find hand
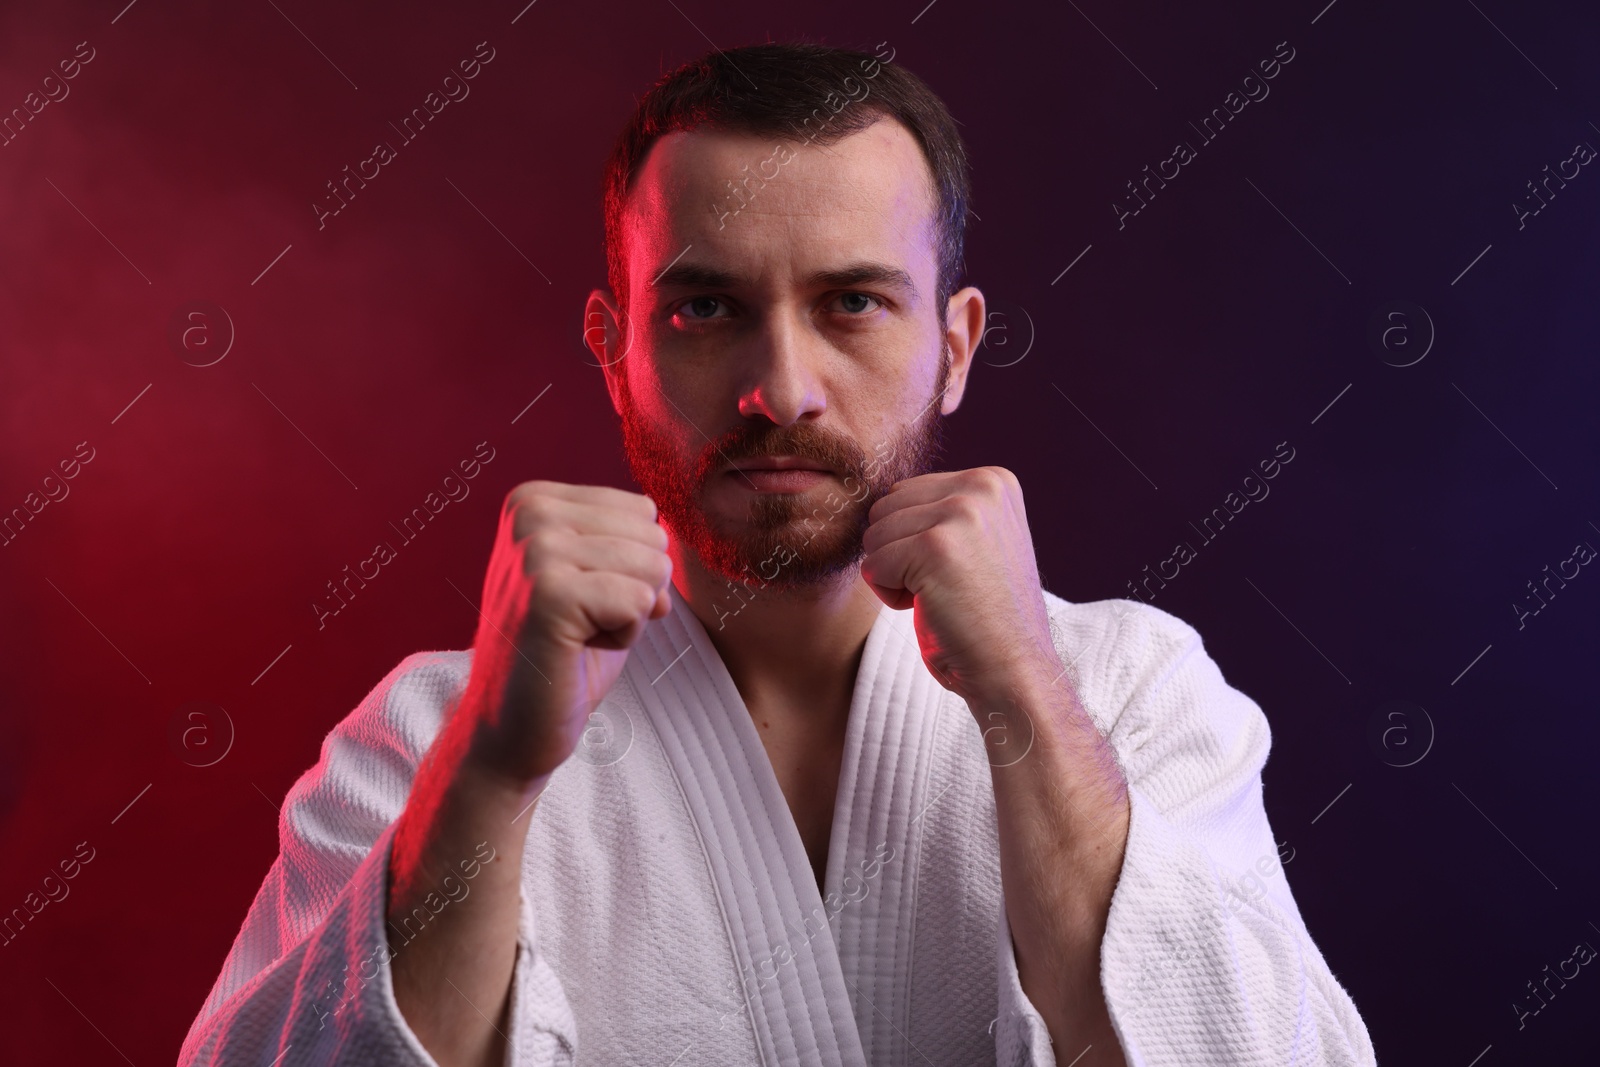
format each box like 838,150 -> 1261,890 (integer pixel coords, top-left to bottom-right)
860,466 -> 1060,705
460,481 -> 673,784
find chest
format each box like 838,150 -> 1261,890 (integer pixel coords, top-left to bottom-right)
533,608 -> 1010,1064
754,709 -> 848,890
523,705 -> 1006,1067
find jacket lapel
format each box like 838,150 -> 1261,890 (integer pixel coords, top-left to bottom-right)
824,600 -> 957,1064
623,584 -> 869,1066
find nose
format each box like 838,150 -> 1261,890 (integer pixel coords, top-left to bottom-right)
736,309 -> 827,425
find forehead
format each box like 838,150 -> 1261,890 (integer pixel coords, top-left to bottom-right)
622,119 -> 939,295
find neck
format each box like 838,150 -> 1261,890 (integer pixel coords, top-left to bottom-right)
669,538 -> 882,736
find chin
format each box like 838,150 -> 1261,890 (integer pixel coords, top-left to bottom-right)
692,497 -> 868,591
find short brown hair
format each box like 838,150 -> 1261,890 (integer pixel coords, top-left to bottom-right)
602,41 -> 970,318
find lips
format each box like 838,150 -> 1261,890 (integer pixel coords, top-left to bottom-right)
725,455 -> 832,475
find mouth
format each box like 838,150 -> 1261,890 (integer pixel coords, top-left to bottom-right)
725,454 -> 834,475
723,455 -> 834,493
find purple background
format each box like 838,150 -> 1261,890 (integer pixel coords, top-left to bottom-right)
1,0 -> 1596,1061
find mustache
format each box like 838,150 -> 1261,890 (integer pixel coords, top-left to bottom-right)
695,423 -> 869,485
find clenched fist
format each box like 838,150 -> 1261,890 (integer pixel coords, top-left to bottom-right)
459,481 -> 673,784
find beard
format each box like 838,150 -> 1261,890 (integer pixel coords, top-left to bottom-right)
616,347 -> 950,594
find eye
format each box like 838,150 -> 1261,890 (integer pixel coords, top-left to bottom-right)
676,296 -> 728,321
831,292 -> 883,314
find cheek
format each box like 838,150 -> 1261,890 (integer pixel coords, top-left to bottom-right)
621,376 -> 707,463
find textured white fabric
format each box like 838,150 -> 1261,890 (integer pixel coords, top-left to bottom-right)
179,587 -> 1376,1066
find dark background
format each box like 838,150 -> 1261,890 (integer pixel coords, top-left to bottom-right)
2,0 -> 1596,1062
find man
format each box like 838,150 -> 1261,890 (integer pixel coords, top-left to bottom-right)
180,42 -> 1376,1067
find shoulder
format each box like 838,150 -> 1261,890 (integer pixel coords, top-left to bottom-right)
1039,591 -> 1207,701
279,648 -> 474,857
1038,592 -> 1270,776
320,648 -> 476,763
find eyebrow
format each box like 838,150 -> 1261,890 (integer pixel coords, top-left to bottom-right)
647,260 -> 919,304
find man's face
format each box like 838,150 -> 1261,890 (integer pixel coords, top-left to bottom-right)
596,119 -> 974,591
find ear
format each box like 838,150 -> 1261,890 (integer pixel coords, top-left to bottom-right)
938,286 -> 985,415
584,288 -> 631,417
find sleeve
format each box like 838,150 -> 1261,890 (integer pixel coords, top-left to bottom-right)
176,651 -> 579,1066
994,894 -> 1060,1067
993,598 -> 1377,1067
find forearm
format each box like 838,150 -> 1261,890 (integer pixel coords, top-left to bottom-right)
388,705 -> 549,1067
980,672 -> 1131,1066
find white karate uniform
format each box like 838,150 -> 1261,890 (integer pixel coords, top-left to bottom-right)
178,586 -> 1377,1066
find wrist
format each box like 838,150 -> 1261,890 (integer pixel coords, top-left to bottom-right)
448,674 -> 562,796
390,744 -> 544,903
449,715 -> 554,823
397,709 -> 551,872
963,651 -> 1062,724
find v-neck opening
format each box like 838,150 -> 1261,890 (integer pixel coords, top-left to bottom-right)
619,583 -> 874,1065
649,582 -> 899,916
623,583 -> 950,1066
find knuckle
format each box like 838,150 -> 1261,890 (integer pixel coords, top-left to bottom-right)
520,525 -> 558,563
623,576 -> 656,616
524,493 -> 557,526
509,479 -> 546,502
527,565 -> 568,609
952,495 -> 984,525
507,481 -> 553,519
991,465 -> 1018,488
926,523 -> 962,557
510,500 -> 551,543
976,466 -> 1011,494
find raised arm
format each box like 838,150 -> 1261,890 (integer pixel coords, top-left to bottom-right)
179,481 -> 673,1066
992,596 -> 1377,1067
